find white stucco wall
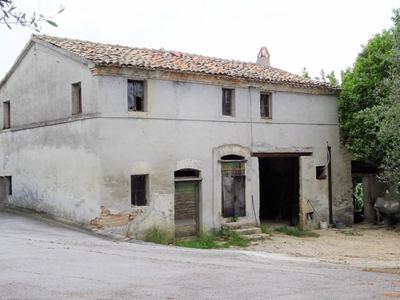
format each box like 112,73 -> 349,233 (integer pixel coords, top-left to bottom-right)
0,41 -> 353,235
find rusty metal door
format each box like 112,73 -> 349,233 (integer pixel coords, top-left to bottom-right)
174,181 -> 199,237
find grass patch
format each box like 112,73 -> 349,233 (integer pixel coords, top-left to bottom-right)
258,224 -> 272,235
274,226 -> 319,238
144,227 -> 249,249
337,230 -> 362,236
175,229 -> 249,249
175,232 -> 220,249
144,226 -> 174,245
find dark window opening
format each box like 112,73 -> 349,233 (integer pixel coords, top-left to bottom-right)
316,166 -> 327,180
174,169 -> 199,178
128,80 -> 144,111
3,101 -> 10,129
221,154 -> 244,161
131,175 -> 147,206
5,176 -> 12,195
260,93 -> 271,118
72,82 -> 82,115
222,88 -> 233,116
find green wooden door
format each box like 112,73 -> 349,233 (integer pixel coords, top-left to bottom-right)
174,181 -> 199,237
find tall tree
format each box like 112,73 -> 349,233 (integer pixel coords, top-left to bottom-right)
0,0 -> 64,32
338,11 -> 396,165
371,9 -> 400,188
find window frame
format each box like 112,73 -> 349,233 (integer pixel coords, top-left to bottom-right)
71,82 -> 82,115
222,88 -> 234,116
3,101 -> 10,129
127,80 -> 146,112
260,92 -> 271,119
131,175 -> 148,206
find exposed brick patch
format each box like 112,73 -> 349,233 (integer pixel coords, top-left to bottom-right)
90,205 -> 142,228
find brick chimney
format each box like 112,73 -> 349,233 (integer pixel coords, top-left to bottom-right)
256,46 -> 270,67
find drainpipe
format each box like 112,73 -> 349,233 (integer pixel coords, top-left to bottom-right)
327,143 -> 333,224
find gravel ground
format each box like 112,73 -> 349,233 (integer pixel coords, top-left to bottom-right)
227,222 -> 400,270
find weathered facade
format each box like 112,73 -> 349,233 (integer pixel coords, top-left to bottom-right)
0,35 -> 353,237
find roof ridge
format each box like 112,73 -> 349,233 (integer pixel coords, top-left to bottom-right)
32,34 -> 339,90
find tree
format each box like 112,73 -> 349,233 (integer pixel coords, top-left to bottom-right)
0,0 -> 64,32
338,11 -> 396,165
301,67 -> 340,86
370,9 -> 400,188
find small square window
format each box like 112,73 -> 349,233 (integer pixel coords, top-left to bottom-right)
3,101 -> 10,129
260,93 -> 271,118
5,176 -> 12,195
222,88 -> 234,116
128,80 -> 145,111
316,166 -> 327,180
131,175 -> 147,206
72,82 -> 82,115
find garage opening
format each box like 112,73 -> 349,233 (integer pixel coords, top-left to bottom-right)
258,157 -> 299,226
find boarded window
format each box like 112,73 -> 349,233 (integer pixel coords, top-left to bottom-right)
260,93 -> 271,118
221,160 -> 246,217
3,101 -> 10,129
222,88 -> 233,116
128,80 -> 144,111
71,82 -> 82,115
131,175 -> 147,206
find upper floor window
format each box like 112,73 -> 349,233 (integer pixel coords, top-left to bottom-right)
260,93 -> 271,118
3,101 -> 10,129
71,82 -> 82,115
128,80 -> 145,112
222,88 -> 234,116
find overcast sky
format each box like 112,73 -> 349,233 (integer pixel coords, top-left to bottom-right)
1,0 -> 399,82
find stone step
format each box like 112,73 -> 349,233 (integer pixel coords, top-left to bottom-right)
246,233 -> 270,241
234,227 -> 262,235
222,221 -> 255,230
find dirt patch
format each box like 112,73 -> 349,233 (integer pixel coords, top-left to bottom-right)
229,222 -> 400,269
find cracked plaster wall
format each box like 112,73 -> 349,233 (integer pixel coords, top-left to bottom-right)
0,44 -> 353,232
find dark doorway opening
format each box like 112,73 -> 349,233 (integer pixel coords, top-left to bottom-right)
259,157 -> 299,226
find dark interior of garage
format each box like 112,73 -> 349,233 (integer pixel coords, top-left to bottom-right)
258,157 -> 299,226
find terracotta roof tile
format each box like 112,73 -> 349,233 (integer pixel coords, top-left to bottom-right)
33,34 -> 339,90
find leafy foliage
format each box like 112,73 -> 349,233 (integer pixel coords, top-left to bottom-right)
301,67 -> 340,85
339,9 -> 400,189
339,23 -> 394,164
354,182 -> 364,212
0,0 -> 64,32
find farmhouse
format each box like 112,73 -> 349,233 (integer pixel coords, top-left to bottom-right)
0,35 -> 353,237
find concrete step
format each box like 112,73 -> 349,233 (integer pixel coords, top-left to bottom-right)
234,227 -> 262,235
222,221 -> 255,230
246,233 -> 270,241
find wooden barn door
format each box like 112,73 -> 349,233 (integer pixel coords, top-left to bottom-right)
174,181 -> 199,237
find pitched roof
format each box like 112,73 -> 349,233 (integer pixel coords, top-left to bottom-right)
33,34 -> 338,90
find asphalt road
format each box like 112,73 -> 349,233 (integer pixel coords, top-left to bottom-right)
0,211 -> 399,300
